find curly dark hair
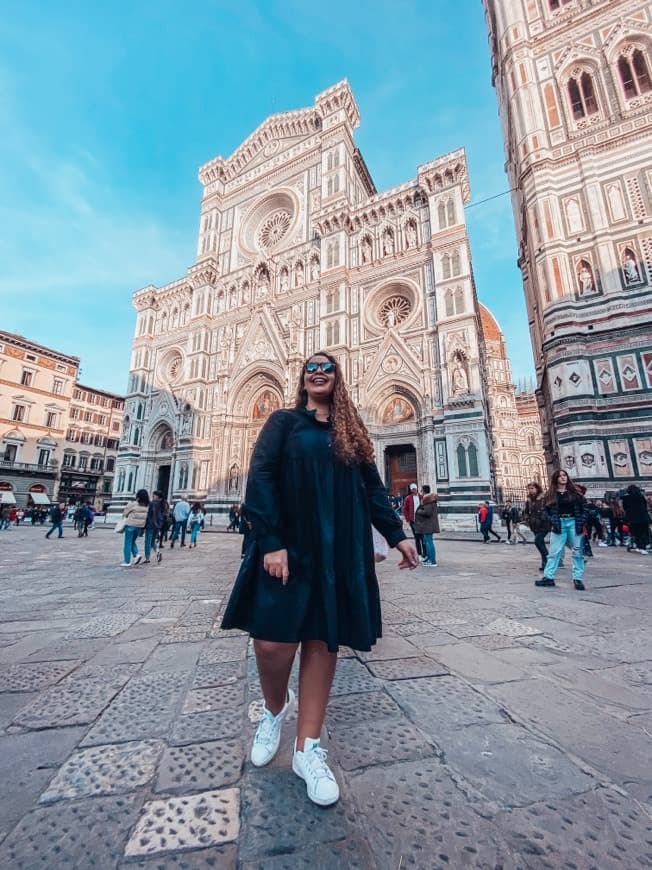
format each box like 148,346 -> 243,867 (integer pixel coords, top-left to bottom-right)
294,351 -> 374,464
544,470 -> 583,506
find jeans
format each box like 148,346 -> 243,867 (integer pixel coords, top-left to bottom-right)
123,526 -> 140,564
409,522 -> 424,557
423,533 -> 436,564
189,521 -> 201,545
481,523 -> 501,542
533,531 -> 548,567
544,518 -> 584,581
171,520 -> 187,546
46,522 -> 63,538
144,528 -> 159,560
510,523 -> 527,543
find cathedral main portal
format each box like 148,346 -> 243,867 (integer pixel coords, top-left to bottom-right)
384,444 -> 417,498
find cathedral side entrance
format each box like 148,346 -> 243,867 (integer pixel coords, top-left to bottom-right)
384,444 -> 417,498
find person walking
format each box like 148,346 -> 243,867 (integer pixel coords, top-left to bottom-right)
523,482 -> 549,571
622,484 -> 650,555
221,351 -> 419,807
144,490 -> 164,563
479,500 -> 501,543
227,504 -> 239,532
537,470 -> 588,590
120,489 -> 149,567
413,485 -> 439,567
170,496 -> 190,548
45,502 -> 65,539
187,502 -> 204,548
402,483 -> 424,560
501,502 -> 514,542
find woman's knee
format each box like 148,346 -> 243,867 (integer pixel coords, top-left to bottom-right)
254,639 -> 297,661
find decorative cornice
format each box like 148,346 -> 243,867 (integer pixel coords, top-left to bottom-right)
418,148 -> 471,204
187,256 -> 219,289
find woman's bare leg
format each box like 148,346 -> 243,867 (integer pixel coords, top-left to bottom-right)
296,640 -> 337,746
253,639 -> 298,715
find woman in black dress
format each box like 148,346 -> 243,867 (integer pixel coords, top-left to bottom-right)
222,352 -> 419,806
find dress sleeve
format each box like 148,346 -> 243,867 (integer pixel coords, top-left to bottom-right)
244,410 -> 294,556
361,462 -> 407,548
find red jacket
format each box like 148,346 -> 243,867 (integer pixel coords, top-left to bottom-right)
478,505 -> 489,524
402,493 -> 419,523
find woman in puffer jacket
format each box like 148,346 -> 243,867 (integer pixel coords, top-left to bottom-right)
413,486 -> 440,567
121,489 -> 149,567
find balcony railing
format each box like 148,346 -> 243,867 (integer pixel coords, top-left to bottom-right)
0,460 -> 57,474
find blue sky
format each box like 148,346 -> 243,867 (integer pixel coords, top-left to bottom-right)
0,0 -> 533,394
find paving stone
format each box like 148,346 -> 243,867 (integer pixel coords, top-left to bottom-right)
40,739 -> 164,802
390,620 -> 437,636
357,635 -> 420,661
485,617 -> 544,638
170,709 -> 244,745
387,676 -> 506,734
238,769 -> 351,860
466,634 -> 523,652
331,714 -> 438,770
349,758 -> 515,869
240,837 -> 376,869
427,641 -> 527,683
326,689 -> 401,726
197,639 -> 248,666
124,788 -> 240,857
24,637 -> 110,663
154,738 -> 244,793
490,645 -> 561,667
192,661 -> 247,690
160,627 -> 209,644
89,638 -> 160,665
436,722 -> 595,807
119,845 -> 237,869
329,657 -> 383,696
141,643 -> 203,673
405,629 -> 459,648
0,660 -> 79,692
182,683 -> 245,714
497,787 -> 652,869
64,614 -> 138,639
367,655 -> 449,680
81,671 -> 188,745
0,794 -> 145,868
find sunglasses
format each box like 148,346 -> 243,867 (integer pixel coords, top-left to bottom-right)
305,361 -> 336,374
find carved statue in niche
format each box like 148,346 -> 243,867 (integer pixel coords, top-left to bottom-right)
295,262 -> 304,287
181,405 -> 193,435
361,237 -> 372,264
242,281 -> 250,304
623,250 -> 641,285
405,222 -> 417,248
252,390 -> 279,420
310,259 -> 320,282
577,261 -> 595,295
228,463 -> 240,493
382,396 -> 414,425
255,269 -> 270,300
383,230 -> 394,256
280,269 -> 289,293
451,361 -> 469,396
161,431 -> 174,450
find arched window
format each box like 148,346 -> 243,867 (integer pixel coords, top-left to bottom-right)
454,286 -> 465,314
468,443 -> 479,477
117,469 -> 125,492
527,433 -> 536,448
447,200 -> 456,225
442,253 -> 451,280
618,49 -> 651,99
127,470 -> 134,492
438,202 -> 447,230
567,72 -> 598,120
452,249 -> 461,276
445,289 -> 455,317
457,443 -> 468,478
333,321 -> 340,344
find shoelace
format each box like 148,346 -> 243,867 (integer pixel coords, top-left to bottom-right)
254,711 -> 277,745
304,746 -> 335,782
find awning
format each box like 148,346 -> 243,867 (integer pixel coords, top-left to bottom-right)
0,492 -> 17,504
29,492 -> 51,505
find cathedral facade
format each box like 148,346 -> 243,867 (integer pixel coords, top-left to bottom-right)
483,0 -> 652,491
115,81 -> 495,521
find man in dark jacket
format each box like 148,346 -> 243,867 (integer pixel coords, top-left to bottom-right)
623,485 -> 650,554
45,503 -> 65,539
481,501 -> 502,543
145,491 -> 164,563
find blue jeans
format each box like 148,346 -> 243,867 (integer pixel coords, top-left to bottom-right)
544,517 -> 584,581
171,520 -> 187,546
144,528 -> 158,559
46,522 -> 63,538
423,533 -> 436,564
189,521 -> 200,545
123,526 -> 140,564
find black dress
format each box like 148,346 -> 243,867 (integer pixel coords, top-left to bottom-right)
221,407 -> 406,652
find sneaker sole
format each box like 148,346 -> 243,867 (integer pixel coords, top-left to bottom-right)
250,689 -> 295,767
292,756 -> 340,806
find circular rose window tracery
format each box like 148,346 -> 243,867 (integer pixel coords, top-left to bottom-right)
258,210 -> 291,250
157,350 -> 184,387
380,295 -> 411,327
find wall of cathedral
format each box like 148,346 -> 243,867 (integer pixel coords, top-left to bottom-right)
114,82 -> 494,523
483,0 -> 652,491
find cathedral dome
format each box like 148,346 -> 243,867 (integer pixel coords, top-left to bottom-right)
479,304 -> 503,343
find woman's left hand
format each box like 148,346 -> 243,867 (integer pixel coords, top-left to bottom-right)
396,539 -> 420,569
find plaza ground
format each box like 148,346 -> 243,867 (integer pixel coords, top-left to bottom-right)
0,523 -> 650,868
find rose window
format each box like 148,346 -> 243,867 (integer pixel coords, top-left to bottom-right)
258,211 -> 291,250
380,295 -> 411,327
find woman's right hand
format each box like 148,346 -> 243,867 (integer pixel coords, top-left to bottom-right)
264,549 -> 289,585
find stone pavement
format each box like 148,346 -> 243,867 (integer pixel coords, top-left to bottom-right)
0,525 -> 650,869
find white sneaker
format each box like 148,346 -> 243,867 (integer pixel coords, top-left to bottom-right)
250,688 -> 295,767
292,738 -> 339,806
598,542 -> 608,547
638,549 -> 649,555
119,562 -> 132,567
423,562 -> 437,568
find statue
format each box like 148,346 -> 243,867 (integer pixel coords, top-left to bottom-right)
228,464 -> 240,493
295,263 -> 304,287
310,260 -> 320,282
451,364 -> 469,395
280,270 -> 289,292
383,231 -> 394,256
623,253 -> 641,285
386,309 -> 396,328
361,237 -> 372,264
406,222 -> 417,248
578,264 -> 595,295
181,407 -> 193,435
242,282 -> 250,304
256,272 -> 269,300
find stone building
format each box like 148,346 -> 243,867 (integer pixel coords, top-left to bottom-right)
115,81 -> 496,521
482,0 -> 652,492
481,305 -> 546,499
61,385 -> 124,510
0,330 -> 79,509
